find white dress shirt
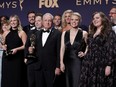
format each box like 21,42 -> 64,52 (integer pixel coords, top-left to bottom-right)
42,29 -> 51,46
112,25 -> 116,34
30,25 -> 35,30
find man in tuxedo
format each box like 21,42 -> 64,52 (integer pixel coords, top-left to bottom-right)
23,11 -> 36,35
26,13 -> 61,87
25,13 -> 43,87
109,6 -> 116,87
36,13 -> 61,87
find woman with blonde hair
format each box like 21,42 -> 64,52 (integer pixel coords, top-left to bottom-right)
62,9 -> 73,32
60,12 -> 88,87
1,15 -> 27,87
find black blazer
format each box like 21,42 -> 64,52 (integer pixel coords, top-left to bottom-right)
35,28 -> 61,70
24,29 -> 41,65
23,25 -> 35,35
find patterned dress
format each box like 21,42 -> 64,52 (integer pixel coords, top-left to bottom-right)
79,30 -> 116,87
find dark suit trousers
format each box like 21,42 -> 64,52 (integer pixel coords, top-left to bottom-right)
27,63 -> 36,87
36,69 -> 55,87
27,65 -> 55,87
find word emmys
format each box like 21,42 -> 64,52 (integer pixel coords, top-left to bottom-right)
76,0 -> 116,5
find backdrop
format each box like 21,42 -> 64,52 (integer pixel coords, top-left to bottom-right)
0,0 -> 115,26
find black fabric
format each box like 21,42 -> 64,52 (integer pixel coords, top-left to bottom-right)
1,28 -> 27,87
64,29 -> 86,87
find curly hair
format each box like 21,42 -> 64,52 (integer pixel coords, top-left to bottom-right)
89,11 -> 112,38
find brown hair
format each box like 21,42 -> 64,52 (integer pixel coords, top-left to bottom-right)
89,11 -> 112,38
0,21 -> 9,34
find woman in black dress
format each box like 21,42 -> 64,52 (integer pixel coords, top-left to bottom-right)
1,15 -> 27,87
60,12 -> 88,87
79,12 -> 116,87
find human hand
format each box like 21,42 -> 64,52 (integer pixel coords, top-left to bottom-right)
2,44 -> 7,50
11,48 -> 17,54
28,46 -> 35,54
78,51 -> 85,58
105,66 -> 111,76
55,68 -> 61,75
60,63 -> 65,73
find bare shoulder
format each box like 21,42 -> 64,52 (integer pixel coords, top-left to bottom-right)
78,28 -> 88,36
61,31 -> 66,37
83,30 -> 88,34
18,30 -> 27,38
19,30 -> 26,35
82,30 -> 88,36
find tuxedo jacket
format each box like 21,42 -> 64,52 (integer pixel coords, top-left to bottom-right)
35,28 -> 61,70
23,25 -> 35,35
24,29 -> 41,65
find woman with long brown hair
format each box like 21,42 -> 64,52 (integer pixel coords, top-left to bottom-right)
79,12 -> 116,87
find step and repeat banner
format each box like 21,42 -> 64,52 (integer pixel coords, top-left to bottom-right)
0,0 -> 116,26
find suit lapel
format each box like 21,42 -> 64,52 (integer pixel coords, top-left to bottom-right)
36,30 -> 43,48
43,28 -> 55,47
40,31 -> 43,47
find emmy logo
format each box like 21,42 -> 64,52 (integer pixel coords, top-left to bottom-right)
27,34 -> 36,58
30,34 -> 36,47
19,0 -> 24,11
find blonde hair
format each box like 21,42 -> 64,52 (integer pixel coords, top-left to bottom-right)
71,12 -> 82,25
9,15 -> 23,31
62,9 -> 73,28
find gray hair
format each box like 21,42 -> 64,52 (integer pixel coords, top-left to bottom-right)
43,13 -> 53,20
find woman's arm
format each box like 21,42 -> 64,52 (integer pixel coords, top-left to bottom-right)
83,30 -> 88,55
12,31 -> 27,54
60,31 -> 66,72
78,30 -> 88,57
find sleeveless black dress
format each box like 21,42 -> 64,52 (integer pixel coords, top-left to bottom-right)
1,29 -> 26,87
64,29 -> 86,87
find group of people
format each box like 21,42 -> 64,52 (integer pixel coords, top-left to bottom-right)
0,6 -> 115,87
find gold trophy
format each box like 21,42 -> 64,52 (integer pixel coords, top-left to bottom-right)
27,34 -> 36,58
0,36 -> 12,56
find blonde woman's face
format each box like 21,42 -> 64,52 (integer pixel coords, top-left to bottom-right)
70,15 -> 80,28
65,13 -> 71,24
10,17 -> 18,28
92,13 -> 102,28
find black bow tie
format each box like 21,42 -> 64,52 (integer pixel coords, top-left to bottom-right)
112,23 -> 116,26
30,25 -> 34,28
42,29 -> 50,33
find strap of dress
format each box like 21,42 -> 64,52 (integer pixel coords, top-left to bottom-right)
64,29 -> 83,45
64,30 -> 70,45
74,29 -> 83,43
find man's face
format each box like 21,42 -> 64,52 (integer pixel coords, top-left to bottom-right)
43,15 -> 52,29
53,16 -> 61,26
35,16 -> 42,29
109,8 -> 116,24
28,13 -> 35,25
